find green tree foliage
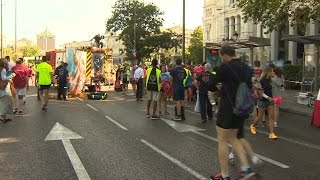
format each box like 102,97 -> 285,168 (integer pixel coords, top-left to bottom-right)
237,0 -> 320,33
188,26 -> 203,65
19,45 -> 41,57
4,47 -> 15,58
106,0 -> 173,62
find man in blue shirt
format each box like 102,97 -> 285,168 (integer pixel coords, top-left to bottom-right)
170,59 -> 186,121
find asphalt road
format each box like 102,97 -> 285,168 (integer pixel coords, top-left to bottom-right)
0,87 -> 319,180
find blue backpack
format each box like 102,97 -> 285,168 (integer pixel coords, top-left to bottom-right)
225,63 -> 254,117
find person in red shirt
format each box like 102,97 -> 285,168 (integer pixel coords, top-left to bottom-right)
12,58 -> 29,115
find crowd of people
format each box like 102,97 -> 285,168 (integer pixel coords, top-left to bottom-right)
114,45 -> 285,180
0,44 -> 285,179
0,55 -> 59,122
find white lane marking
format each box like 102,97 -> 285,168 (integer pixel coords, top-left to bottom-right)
141,139 -> 207,180
192,131 -> 290,169
172,104 -> 320,151
77,97 -> 84,102
86,104 -> 98,111
105,116 -> 128,131
62,139 -> 91,180
254,128 -> 320,151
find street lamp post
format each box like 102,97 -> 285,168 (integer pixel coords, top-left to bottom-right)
182,0 -> 186,63
15,0 -> 17,54
1,0 -> 3,58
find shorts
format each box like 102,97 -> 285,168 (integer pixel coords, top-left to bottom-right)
173,89 -> 184,101
16,87 -> 27,99
38,85 -> 51,90
147,91 -> 160,101
216,97 -> 248,136
257,100 -> 274,108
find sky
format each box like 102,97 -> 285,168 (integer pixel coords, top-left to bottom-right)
2,0 -> 204,48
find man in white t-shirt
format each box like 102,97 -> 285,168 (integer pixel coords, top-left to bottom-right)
134,64 -> 144,101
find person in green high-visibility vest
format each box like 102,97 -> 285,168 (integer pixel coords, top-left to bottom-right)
184,62 -> 193,107
145,59 -> 161,120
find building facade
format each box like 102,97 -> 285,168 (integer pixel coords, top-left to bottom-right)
37,28 -> 55,51
203,0 -> 320,65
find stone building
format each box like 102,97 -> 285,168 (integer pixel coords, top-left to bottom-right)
203,0 -> 320,65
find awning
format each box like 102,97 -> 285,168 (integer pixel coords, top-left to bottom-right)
205,36 -> 270,49
281,34 -> 320,45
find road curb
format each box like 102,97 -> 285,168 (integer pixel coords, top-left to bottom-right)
280,107 -> 312,117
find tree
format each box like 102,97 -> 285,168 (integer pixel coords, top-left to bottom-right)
19,45 -> 41,57
237,0 -> 320,34
106,0 -> 173,63
4,47 -> 15,58
188,26 -> 203,65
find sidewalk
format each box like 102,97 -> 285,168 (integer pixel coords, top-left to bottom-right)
280,90 -> 314,117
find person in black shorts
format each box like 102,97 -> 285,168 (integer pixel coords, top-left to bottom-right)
210,45 -> 255,180
169,59 -> 186,121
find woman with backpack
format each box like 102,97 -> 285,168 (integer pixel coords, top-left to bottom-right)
0,58 -> 16,123
250,66 -> 278,140
272,68 -> 284,128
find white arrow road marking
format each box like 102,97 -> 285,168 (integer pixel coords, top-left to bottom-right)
141,139 -> 207,180
161,118 -> 205,132
86,104 -> 98,111
45,123 -> 91,180
105,116 -> 128,130
168,105 -> 199,115
192,131 -> 290,169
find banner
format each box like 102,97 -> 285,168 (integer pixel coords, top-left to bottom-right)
66,48 -> 86,96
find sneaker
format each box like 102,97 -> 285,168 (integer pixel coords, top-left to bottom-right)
171,116 -> 182,121
250,124 -> 257,135
151,115 -> 160,120
274,122 -> 278,128
145,113 -> 150,118
209,173 -> 230,180
229,153 -> 235,165
18,111 -> 23,115
13,108 -> 18,114
238,168 -> 256,180
269,133 -> 278,140
42,105 -> 48,111
251,157 -> 263,174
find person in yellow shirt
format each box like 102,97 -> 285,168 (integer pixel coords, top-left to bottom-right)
36,56 -> 54,111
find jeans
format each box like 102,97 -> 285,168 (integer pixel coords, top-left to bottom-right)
136,79 -> 143,99
199,93 -> 212,120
